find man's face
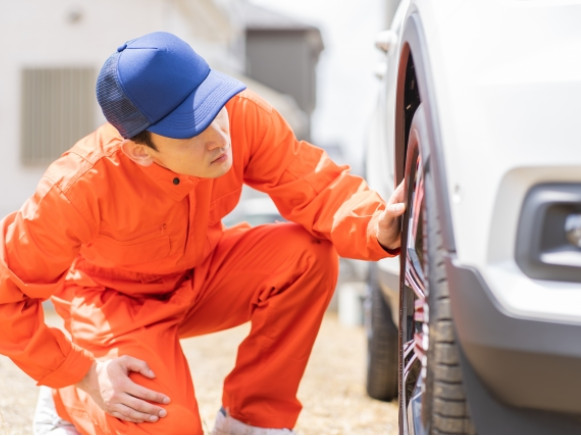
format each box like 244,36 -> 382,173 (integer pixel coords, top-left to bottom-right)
147,107 -> 233,178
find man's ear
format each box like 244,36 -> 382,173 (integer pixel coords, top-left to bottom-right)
121,140 -> 154,167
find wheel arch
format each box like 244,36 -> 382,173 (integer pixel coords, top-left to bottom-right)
394,10 -> 455,254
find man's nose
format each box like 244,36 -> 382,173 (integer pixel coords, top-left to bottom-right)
206,125 -> 229,149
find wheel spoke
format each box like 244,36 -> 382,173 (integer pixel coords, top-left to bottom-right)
404,254 -> 425,300
403,338 -> 415,360
404,156 -> 426,302
413,299 -> 425,323
413,332 -> 425,359
402,339 -> 418,382
410,166 -> 425,239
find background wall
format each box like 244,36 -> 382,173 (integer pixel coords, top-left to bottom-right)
248,0 -> 395,172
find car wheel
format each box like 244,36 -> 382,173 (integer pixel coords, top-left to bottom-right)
364,263 -> 398,401
398,105 -> 475,434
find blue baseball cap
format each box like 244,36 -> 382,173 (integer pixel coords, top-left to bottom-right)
96,31 -> 246,139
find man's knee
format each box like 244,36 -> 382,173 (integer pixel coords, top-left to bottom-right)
56,375 -> 202,435
284,224 -> 339,289
101,403 -> 202,435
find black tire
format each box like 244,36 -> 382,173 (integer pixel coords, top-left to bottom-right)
398,105 -> 475,434
423,155 -> 475,435
365,263 -> 398,401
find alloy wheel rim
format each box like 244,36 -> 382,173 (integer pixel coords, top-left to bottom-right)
401,152 -> 429,433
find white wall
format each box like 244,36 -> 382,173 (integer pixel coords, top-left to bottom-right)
247,0 -> 390,173
0,0 -> 242,217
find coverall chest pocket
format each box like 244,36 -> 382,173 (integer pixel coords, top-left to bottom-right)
87,233 -> 172,269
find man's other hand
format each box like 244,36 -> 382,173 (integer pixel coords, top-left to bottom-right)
76,355 -> 171,423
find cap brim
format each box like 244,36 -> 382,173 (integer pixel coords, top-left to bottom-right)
148,70 -> 246,139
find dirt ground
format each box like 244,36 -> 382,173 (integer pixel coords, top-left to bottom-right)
0,309 -> 398,435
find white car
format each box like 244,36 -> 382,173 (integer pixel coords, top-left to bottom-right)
364,0 -> 581,433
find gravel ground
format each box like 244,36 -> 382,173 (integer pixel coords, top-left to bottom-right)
0,308 -> 398,435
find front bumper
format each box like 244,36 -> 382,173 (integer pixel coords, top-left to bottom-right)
445,256 -> 581,434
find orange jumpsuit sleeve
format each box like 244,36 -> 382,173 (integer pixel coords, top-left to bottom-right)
0,162 -> 96,387
231,90 -> 392,261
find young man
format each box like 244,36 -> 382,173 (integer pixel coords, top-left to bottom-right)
0,31 -> 405,435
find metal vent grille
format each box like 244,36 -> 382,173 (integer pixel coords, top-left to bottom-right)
20,67 -> 95,166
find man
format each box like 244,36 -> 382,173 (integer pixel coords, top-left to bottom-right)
0,31 -> 405,435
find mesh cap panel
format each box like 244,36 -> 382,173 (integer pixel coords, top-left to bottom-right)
96,54 -> 150,138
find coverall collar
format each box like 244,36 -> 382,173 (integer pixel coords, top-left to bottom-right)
138,161 -> 200,202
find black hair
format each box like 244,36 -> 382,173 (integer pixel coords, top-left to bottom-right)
130,130 -> 158,151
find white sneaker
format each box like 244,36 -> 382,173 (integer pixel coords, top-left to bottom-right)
33,386 -> 79,435
210,407 -> 295,435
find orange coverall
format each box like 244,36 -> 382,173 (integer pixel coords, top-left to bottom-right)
0,89 -> 392,434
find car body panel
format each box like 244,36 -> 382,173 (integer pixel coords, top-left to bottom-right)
370,0 -> 581,327
406,0 -> 581,319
